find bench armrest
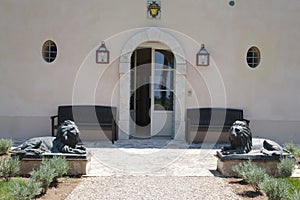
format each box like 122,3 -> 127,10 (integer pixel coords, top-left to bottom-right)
50,115 -> 58,136
50,115 -> 58,120
112,119 -> 117,144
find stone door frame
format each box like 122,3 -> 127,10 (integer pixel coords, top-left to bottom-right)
118,27 -> 186,140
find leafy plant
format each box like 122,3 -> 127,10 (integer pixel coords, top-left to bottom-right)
0,178 -> 25,199
42,156 -> 69,181
30,163 -> 57,194
277,158 -> 296,178
10,179 -> 42,200
0,138 -> 12,155
289,190 -> 300,200
285,177 -> 300,192
285,141 -> 300,157
0,157 -> 20,181
232,160 -> 267,192
259,177 -> 291,200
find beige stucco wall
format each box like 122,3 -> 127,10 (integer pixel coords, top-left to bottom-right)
0,0 -> 300,143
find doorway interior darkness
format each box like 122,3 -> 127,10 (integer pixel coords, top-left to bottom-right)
130,44 -> 175,139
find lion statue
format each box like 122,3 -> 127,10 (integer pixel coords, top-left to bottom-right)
13,120 -> 86,156
221,120 -> 292,157
221,120 -> 252,155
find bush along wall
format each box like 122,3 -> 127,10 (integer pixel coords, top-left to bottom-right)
232,159 -> 299,200
0,139 -> 12,156
0,153 -> 70,199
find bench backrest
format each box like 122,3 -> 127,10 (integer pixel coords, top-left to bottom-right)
57,105 -> 117,126
187,108 -> 243,126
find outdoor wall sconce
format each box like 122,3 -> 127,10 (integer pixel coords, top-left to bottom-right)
96,42 -> 109,64
196,44 -> 210,66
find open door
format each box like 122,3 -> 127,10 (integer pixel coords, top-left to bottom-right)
130,48 -> 152,138
130,44 -> 175,138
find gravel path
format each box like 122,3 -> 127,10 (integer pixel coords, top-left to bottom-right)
66,176 -> 241,200
66,140 -> 242,199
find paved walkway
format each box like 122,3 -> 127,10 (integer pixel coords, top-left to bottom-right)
66,139 -> 242,200
84,139 -> 222,176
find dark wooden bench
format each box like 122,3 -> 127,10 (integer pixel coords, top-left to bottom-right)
51,105 -> 117,144
186,108 -> 244,143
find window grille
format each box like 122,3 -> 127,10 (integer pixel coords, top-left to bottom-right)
42,40 -> 57,63
246,46 -> 260,68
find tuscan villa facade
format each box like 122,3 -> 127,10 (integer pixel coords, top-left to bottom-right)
0,0 -> 300,144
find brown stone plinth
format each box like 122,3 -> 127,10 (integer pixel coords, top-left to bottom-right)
217,158 -> 280,177
19,156 -> 90,176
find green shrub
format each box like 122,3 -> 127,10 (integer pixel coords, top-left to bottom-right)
259,177 -> 291,200
289,190 -> 300,200
285,141 -> 300,157
277,158 -> 296,178
30,156 -> 69,194
285,177 -> 300,192
232,160 -> 267,192
30,163 -> 57,194
42,156 -> 69,181
0,139 -> 12,155
0,157 -> 20,181
10,179 -> 42,200
0,178 -> 25,199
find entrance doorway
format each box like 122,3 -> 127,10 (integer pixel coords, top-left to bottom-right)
130,43 -> 175,139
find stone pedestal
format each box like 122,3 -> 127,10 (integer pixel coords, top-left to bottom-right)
217,138 -> 295,177
216,151 -> 292,177
15,152 -> 91,176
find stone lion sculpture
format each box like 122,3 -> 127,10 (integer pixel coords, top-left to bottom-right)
221,120 -> 252,155
14,120 -> 86,156
221,120 -> 291,156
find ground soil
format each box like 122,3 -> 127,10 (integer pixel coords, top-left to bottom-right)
37,177 -> 81,200
225,177 -> 268,200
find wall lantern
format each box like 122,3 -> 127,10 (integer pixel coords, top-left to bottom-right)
196,44 -> 210,66
96,42 -> 109,64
